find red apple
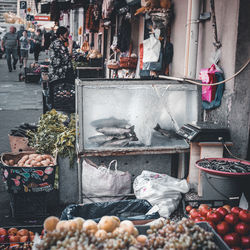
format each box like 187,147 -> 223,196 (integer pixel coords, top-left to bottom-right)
0,228 -> 7,236
190,208 -> 202,219
9,235 -> 20,243
185,205 -> 193,213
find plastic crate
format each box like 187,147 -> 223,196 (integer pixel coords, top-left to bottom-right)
43,78 -> 75,113
1,152 -> 57,193
182,196 -> 240,218
0,225 -> 42,249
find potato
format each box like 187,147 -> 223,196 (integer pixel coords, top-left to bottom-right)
9,159 -> 14,165
29,154 -> 38,159
18,163 -> 24,167
30,160 -> 36,166
35,162 -> 42,167
4,160 -> 9,165
22,155 -> 29,161
35,155 -> 43,162
25,159 -> 32,165
41,160 -> 49,166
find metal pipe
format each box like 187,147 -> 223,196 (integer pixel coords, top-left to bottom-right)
184,0 -> 201,78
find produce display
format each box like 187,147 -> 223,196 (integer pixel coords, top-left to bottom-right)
0,227 -> 37,249
4,154 -> 55,167
186,204 -> 250,249
197,159 -> 250,173
33,216 -> 219,249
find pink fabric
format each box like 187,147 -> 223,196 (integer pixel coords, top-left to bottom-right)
200,64 -> 218,103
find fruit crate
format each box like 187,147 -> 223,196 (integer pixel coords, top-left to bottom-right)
42,78 -> 75,114
0,225 -> 42,250
0,152 -> 57,193
182,191 -> 240,218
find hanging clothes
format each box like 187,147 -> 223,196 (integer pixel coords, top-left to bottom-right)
85,4 -> 100,33
117,15 -> 131,52
102,0 -> 115,19
50,0 -> 60,22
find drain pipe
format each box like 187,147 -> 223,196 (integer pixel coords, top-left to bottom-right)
184,0 -> 201,190
184,0 -> 201,78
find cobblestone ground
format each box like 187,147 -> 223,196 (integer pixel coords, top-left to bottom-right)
0,53 -> 44,225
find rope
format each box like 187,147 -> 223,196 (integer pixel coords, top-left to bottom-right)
159,58 -> 250,86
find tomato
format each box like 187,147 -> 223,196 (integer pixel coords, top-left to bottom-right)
241,235 -> 250,248
200,207 -> 211,217
223,232 -> 240,247
216,207 -> 228,218
198,204 -> 210,213
185,205 -> 193,213
216,221 -> 230,235
206,210 -> 222,224
231,207 -> 243,216
239,210 -> 250,223
9,235 -> 20,243
190,208 -> 202,219
225,213 -> 239,225
234,222 -> 249,235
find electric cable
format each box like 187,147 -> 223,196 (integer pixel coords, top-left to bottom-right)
159,57 -> 250,86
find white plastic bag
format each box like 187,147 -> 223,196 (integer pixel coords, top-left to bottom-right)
143,34 -> 161,63
82,159 -> 132,204
133,170 -> 189,217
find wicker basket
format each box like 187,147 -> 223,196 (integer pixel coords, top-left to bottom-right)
119,44 -> 138,69
107,53 -> 120,70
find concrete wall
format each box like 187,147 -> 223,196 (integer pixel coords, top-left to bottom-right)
171,0 -> 249,158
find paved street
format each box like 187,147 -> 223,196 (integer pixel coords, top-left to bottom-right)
0,53 -> 44,224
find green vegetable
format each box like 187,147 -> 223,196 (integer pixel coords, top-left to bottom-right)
28,109 -> 76,168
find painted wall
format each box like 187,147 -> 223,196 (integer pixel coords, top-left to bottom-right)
170,0 -> 249,158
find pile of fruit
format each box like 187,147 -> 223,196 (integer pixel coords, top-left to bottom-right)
0,227 -> 36,249
4,154 -> 55,167
186,204 -> 250,249
33,216 -> 218,249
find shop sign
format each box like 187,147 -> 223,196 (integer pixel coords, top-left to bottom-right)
34,16 -> 50,21
20,1 -> 27,9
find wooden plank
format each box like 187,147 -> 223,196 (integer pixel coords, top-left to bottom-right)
187,142 -> 200,191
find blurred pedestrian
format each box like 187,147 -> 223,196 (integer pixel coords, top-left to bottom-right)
19,30 -> 30,69
1,26 -> 18,72
17,25 -> 25,63
32,29 -> 42,62
43,30 -> 52,55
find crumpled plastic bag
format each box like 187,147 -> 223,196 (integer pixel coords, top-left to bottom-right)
133,170 -> 190,217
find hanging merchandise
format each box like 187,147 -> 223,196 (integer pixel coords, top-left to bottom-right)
143,50 -> 163,71
102,0 -> 115,20
200,64 -> 225,110
126,0 -> 140,6
117,14 -> 131,52
85,4 -> 100,33
142,29 -> 161,63
50,0 -> 60,22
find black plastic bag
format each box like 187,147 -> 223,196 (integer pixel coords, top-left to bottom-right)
61,199 -> 160,222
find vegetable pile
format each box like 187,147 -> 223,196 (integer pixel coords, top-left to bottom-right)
4,154 -> 54,167
27,109 -> 76,167
186,204 -> 250,249
33,216 -> 219,249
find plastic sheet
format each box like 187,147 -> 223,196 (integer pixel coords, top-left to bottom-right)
60,199 -> 160,222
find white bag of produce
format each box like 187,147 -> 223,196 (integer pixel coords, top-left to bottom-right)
82,159 -> 132,204
133,170 -> 189,217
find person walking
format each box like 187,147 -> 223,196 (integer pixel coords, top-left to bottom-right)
48,26 -> 75,83
32,29 -> 42,62
1,26 -> 18,72
19,30 -> 30,69
17,25 -> 25,64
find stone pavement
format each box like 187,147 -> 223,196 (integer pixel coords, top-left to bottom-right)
0,53 -> 47,225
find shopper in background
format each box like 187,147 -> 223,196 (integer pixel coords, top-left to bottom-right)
32,29 -> 42,62
1,26 -> 18,72
43,30 -> 52,55
17,25 -> 25,64
19,30 -> 30,69
48,26 -> 74,83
